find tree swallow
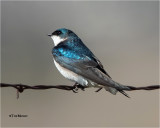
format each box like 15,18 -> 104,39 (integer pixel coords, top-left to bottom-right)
48,28 -> 160,97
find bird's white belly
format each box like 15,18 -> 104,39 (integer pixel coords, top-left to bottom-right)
54,60 -> 89,86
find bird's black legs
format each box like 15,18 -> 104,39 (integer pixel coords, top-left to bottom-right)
72,83 -> 85,93
72,83 -> 104,93
72,83 -> 79,93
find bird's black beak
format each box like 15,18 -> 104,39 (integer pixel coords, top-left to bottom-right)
47,34 -> 52,37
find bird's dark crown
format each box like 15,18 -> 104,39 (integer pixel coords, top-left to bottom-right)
50,28 -> 75,37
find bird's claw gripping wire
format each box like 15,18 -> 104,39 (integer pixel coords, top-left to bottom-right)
72,83 -> 85,93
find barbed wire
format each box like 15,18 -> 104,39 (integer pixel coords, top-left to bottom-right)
1,83 -> 159,99
0,83 -> 85,99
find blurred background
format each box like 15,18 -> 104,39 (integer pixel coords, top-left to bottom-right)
1,1 -> 159,127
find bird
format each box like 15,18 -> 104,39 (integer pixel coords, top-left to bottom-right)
48,28 -> 160,98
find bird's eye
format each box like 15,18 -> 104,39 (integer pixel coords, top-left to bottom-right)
55,30 -> 62,35
52,30 -> 62,36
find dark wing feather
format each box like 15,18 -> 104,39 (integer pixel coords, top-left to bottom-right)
92,56 -> 112,78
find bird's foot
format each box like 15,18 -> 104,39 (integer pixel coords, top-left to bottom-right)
72,83 -> 86,93
72,83 -> 79,93
77,84 -> 85,91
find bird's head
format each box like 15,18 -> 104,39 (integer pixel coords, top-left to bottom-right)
48,28 -> 77,46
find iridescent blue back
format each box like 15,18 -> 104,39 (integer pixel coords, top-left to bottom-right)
52,38 -> 94,60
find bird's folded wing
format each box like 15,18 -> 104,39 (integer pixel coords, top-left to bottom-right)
54,55 -> 115,87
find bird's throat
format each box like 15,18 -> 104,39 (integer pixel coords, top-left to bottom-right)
51,36 -> 67,46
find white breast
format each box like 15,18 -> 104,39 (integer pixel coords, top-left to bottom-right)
54,60 -> 89,86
